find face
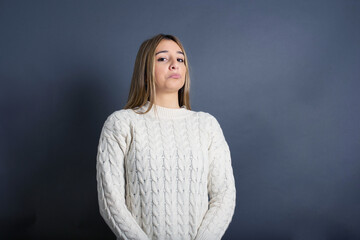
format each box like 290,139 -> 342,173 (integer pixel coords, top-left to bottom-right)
154,39 -> 186,94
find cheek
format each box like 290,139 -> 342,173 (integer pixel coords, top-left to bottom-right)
154,67 -> 163,81
181,63 -> 186,71
155,66 -> 164,76
181,65 -> 187,76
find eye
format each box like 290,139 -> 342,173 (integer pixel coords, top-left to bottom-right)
157,57 -> 166,62
177,58 -> 184,63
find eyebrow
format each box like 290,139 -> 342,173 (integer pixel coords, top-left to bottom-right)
155,50 -> 184,56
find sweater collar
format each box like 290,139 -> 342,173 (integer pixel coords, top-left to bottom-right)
138,101 -> 191,120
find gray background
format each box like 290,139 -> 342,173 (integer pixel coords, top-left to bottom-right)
1,0 -> 360,239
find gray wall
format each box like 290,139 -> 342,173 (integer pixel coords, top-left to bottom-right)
1,0 -> 359,239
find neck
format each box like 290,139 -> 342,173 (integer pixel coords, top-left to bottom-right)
153,94 -> 180,109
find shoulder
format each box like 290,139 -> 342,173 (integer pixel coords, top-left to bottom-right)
195,110 -> 220,127
196,110 -> 227,143
102,109 -> 134,133
193,110 -> 225,141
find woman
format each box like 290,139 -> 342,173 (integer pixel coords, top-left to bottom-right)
96,33 -> 236,240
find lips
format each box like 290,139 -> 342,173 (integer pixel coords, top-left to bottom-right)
169,74 -> 181,79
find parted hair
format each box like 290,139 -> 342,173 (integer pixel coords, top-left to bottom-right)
123,33 -> 191,113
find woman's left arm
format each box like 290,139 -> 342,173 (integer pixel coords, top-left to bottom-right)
194,115 -> 236,240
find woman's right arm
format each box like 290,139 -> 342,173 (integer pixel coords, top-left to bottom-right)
96,111 -> 149,240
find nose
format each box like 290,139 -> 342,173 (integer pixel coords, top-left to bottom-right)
169,59 -> 179,70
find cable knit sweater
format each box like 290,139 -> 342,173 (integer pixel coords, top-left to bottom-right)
96,101 -> 236,240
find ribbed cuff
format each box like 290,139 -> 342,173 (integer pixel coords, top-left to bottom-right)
194,229 -> 218,240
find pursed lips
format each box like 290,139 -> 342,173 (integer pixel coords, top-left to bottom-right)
168,74 -> 181,79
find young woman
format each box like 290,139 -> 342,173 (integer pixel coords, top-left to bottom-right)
96,34 -> 236,240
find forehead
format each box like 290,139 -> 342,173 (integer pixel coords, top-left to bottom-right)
155,39 -> 182,52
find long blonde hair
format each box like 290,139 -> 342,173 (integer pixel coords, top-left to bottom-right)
123,33 -> 191,114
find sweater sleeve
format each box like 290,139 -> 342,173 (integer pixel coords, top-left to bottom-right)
96,111 -> 150,240
194,115 -> 236,240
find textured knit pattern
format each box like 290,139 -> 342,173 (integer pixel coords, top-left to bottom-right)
96,101 -> 236,240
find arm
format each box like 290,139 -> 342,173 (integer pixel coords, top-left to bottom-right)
96,112 -> 150,240
194,115 -> 236,240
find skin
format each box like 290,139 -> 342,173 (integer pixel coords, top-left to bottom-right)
153,39 -> 186,109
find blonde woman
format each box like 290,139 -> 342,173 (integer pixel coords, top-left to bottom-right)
96,33 -> 236,240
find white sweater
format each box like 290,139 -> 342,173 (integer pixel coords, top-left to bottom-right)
96,101 -> 236,240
